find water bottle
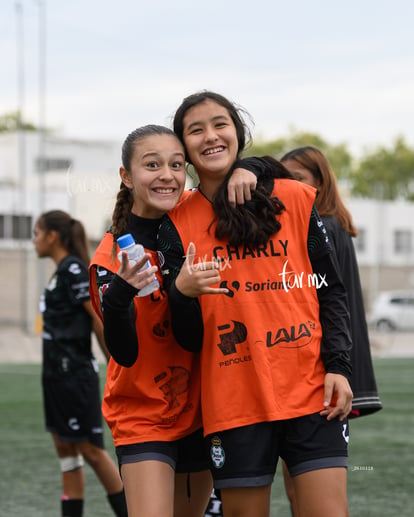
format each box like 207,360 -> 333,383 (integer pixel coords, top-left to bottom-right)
117,233 -> 159,297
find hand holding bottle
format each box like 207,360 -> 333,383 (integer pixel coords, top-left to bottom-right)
117,234 -> 159,297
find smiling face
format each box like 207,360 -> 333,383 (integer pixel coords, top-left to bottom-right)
182,99 -> 239,194
120,133 -> 186,218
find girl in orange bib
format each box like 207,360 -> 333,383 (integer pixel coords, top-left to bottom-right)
89,124 -> 257,517
158,92 -> 353,517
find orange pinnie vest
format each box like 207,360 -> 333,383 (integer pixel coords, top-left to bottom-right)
89,232 -> 202,445
167,179 -> 326,436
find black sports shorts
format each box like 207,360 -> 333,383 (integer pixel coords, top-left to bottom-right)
116,427 -> 210,473
42,374 -> 104,448
206,412 -> 349,489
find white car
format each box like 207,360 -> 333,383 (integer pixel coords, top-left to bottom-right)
369,290 -> 414,332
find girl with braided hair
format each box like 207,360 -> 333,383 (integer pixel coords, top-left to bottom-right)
33,210 -> 127,517
89,124 -> 256,516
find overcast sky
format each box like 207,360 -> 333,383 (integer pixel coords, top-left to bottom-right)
1,0 -> 413,155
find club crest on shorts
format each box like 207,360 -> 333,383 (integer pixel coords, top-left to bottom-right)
210,436 -> 225,468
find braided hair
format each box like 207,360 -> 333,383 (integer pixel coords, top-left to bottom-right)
110,124 -> 179,259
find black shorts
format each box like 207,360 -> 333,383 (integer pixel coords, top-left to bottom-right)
42,374 -> 104,448
206,412 -> 349,489
116,428 -> 210,473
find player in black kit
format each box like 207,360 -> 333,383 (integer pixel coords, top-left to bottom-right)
33,210 -> 127,517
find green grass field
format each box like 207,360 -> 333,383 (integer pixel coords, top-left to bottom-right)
0,358 -> 412,516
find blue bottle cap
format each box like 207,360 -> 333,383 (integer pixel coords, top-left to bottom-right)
117,233 -> 135,249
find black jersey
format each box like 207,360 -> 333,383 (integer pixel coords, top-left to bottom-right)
322,216 -> 382,415
40,255 -> 97,380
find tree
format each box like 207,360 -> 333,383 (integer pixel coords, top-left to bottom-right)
350,137 -> 414,201
245,128 -> 353,180
246,129 -> 414,201
0,111 -> 36,132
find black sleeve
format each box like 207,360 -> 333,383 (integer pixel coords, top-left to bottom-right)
232,156 -> 267,178
167,282 -> 204,352
101,274 -> 139,367
158,214 -> 204,351
308,207 -> 353,379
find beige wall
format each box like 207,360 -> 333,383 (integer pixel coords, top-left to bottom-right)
0,244 -> 99,332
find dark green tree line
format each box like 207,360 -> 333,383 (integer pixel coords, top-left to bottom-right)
247,129 -> 414,201
349,137 -> 414,201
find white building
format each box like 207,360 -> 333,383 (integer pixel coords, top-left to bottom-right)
0,130 -> 122,242
1,131 -> 413,331
348,198 -> 414,305
0,130 -> 121,331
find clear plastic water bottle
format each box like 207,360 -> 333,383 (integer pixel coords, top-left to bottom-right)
117,233 -> 159,297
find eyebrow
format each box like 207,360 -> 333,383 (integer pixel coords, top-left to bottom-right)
142,151 -> 185,159
185,114 -> 229,132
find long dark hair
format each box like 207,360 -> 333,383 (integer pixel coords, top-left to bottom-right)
173,91 -> 292,247
281,146 -> 358,236
213,156 -> 293,247
36,210 -> 90,265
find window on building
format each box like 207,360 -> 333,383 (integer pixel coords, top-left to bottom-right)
12,215 -> 32,239
354,228 -> 366,252
394,229 -> 412,254
0,214 -> 33,240
36,157 -> 72,172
